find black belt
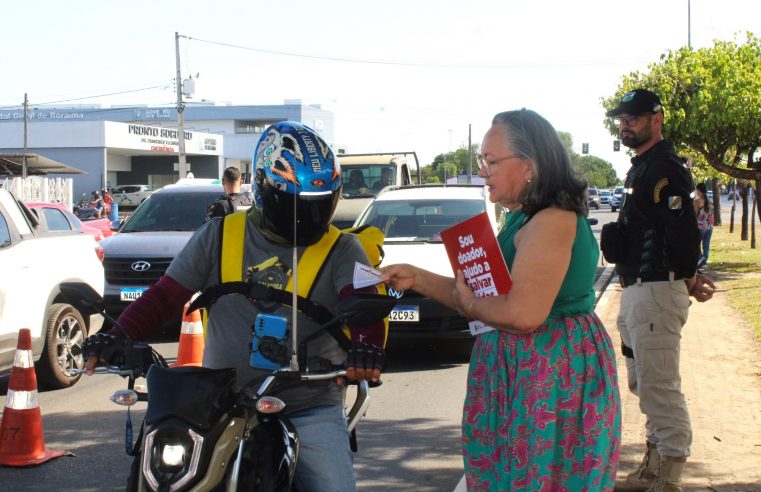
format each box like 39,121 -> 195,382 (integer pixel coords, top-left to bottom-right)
619,272 -> 681,288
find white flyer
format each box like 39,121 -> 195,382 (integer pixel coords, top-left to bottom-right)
352,262 -> 383,289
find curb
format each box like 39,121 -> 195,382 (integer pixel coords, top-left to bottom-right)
594,264 -> 616,309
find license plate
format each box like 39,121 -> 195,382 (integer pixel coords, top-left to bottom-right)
120,288 -> 146,302
389,305 -> 419,322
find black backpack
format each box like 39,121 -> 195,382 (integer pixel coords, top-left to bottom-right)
206,193 -> 253,221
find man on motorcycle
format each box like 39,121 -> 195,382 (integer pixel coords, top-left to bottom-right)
89,191 -> 105,218
83,121 -> 387,492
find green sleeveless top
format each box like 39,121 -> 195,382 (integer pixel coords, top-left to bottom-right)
497,209 -> 598,320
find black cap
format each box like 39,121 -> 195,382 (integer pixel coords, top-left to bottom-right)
606,89 -> 663,117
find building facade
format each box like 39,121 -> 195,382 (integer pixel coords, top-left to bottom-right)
0,102 -> 334,198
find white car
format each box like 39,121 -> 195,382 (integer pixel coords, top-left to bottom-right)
0,189 -> 104,388
353,184 -> 503,358
111,184 -> 153,207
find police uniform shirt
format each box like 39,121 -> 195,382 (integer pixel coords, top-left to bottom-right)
619,140 -> 700,280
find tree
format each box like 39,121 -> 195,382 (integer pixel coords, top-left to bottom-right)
574,155 -> 620,188
559,131 -> 620,187
602,33 -> 761,239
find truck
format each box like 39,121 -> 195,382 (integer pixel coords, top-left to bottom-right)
0,188 -> 104,389
332,152 -> 421,229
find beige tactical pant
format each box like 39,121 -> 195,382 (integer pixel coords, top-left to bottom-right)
618,278 -> 692,457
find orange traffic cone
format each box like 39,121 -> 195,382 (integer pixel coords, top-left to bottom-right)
0,329 -> 65,467
172,301 -> 205,367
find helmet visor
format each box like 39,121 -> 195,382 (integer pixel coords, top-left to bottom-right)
262,187 -> 339,246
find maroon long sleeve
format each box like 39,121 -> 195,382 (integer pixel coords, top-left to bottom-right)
339,284 -> 386,348
108,275 -> 194,340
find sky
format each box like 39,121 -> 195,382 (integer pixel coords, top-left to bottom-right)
3,0 -> 760,180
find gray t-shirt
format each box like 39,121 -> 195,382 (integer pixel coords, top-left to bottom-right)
167,215 -> 369,413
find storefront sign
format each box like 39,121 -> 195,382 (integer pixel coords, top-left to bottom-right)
105,122 -> 221,155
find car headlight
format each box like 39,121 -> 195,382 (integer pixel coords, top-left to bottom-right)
142,426 -> 204,492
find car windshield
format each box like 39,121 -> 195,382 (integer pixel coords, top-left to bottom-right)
340,165 -> 397,198
357,198 -> 486,241
121,191 -> 221,232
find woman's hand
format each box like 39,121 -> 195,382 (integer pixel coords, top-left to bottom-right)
453,270 -> 476,317
379,264 -> 419,291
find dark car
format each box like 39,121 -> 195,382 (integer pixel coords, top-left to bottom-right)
587,187 -> 601,210
99,181 -> 251,328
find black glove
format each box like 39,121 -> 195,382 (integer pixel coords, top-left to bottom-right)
345,343 -> 387,373
82,333 -> 127,367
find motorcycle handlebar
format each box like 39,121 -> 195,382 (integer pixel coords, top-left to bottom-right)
68,366 -> 137,377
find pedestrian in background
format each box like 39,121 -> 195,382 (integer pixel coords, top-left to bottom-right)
383,108 -> 621,490
602,89 -> 717,492
101,188 -> 113,217
694,182 -> 714,268
205,166 -> 253,220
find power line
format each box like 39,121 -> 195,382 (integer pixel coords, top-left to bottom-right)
0,83 -> 171,111
187,35 -> 650,69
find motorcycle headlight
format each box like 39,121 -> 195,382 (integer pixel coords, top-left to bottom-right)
142,427 -> 204,492
161,443 -> 185,469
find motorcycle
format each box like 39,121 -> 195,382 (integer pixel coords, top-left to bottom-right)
74,192 -> 99,220
61,282 -> 395,491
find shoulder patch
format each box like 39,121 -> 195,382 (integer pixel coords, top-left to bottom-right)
668,196 -> 683,210
653,178 -> 668,203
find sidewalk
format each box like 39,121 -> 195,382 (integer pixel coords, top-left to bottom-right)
596,274 -> 761,491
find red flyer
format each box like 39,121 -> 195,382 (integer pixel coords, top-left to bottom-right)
440,212 -> 512,335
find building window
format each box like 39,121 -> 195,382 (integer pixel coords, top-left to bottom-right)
235,120 -> 282,134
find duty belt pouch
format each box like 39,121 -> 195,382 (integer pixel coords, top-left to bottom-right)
600,221 -> 626,264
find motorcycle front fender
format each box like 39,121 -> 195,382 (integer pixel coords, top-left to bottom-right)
231,415 -> 299,491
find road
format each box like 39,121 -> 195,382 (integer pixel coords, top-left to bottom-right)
0,207 -> 620,491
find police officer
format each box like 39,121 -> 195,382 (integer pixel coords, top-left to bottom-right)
205,166 -> 253,220
602,89 -> 716,492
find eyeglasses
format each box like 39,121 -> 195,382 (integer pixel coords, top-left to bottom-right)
613,111 -> 660,127
477,154 -> 523,176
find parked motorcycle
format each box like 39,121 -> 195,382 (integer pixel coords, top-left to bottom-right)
61,282 -> 395,491
74,192 -> 99,220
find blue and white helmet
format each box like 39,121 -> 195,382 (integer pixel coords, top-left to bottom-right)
253,121 -> 341,246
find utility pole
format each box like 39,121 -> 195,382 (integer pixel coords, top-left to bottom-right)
688,0 -> 692,49
22,93 -> 28,179
467,124 -> 472,183
175,32 -> 188,179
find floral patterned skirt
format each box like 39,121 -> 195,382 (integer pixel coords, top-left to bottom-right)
462,313 -> 621,491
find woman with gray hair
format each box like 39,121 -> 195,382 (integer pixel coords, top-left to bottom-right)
382,109 -> 620,490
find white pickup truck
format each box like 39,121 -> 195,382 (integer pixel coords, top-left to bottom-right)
0,188 -> 105,388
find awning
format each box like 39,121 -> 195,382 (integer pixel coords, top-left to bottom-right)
0,153 -> 87,176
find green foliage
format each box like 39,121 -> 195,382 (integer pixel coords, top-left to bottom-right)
557,131 -> 574,153
428,132 -> 619,187
573,155 -> 620,188
602,33 -> 761,181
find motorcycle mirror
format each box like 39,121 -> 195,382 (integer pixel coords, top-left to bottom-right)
334,293 -> 396,326
60,282 -> 132,339
60,282 -> 106,317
